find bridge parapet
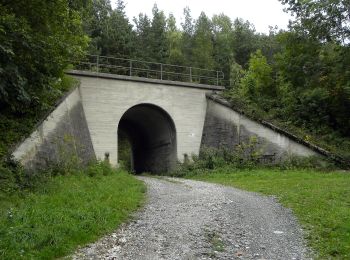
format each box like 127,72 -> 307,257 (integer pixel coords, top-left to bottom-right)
67,70 -> 225,91
72,55 -> 226,87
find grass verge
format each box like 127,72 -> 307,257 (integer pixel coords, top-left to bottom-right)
187,168 -> 350,259
0,167 -> 145,259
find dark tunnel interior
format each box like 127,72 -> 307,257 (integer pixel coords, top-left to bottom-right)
117,104 -> 177,174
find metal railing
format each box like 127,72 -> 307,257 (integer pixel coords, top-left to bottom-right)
72,55 -> 225,86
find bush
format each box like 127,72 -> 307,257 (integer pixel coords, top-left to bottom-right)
277,155 -> 337,171
171,137 -> 265,177
171,136 -> 337,177
85,160 -> 114,177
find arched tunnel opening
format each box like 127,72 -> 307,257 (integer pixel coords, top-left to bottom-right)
117,104 -> 177,174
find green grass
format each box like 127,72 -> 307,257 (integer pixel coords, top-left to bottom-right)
0,169 -> 145,259
206,230 -> 225,253
187,168 -> 350,259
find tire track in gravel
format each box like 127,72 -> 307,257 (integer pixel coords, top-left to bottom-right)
73,176 -> 310,259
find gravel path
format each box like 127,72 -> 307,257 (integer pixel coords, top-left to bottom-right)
73,176 -> 310,259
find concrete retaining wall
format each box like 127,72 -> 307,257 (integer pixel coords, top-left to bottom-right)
12,88 -> 95,170
201,98 -> 318,161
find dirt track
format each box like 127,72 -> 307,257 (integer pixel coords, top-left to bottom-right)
73,176 -> 310,259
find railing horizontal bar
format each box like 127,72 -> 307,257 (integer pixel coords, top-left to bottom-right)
78,63 -> 222,80
86,54 -> 222,75
72,55 -> 225,86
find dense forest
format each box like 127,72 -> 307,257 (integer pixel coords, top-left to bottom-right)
0,0 -> 349,160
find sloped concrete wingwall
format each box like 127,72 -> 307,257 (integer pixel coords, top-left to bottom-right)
12,88 -> 95,170
201,97 -> 318,161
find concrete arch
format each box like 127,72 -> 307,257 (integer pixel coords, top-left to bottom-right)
75,75 -> 211,167
117,103 -> 177,174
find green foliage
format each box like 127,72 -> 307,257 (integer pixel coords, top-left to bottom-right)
0,164 -> 145,259
192,12 -> 215,70
133,13 -> 152,61
84,0 -> 135,57
231,19 -> 260,68
166,14 -> 185,65
229,61 -> 244,89
212,14 -> 234,78
226,29 -> 350,162
118,131 -> 132,172
0,77 -> 81,196
172,137 -> 271,177
0,75 -> 78,162
0,158 -> 24,194
274,32 -> 350,134
149,4 -> 168,62
132,4 -> 169,63
84,160 -> 114,177
0,1 -> 89,113
280,0 -> 350,44
172,134 -> 336,178
240,50 -> 274,101
189,169 -> 350,259
181,7 -> 194,65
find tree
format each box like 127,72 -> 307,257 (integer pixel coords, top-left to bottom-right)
149,4 -> 168,62
103,0 -> 134,57
212,14 -> 234,81
166,14 -> 185,65
134,5 -> 168,62
280,0 -> 350,44
0,0 -> 89,112
83,0 -> 112,55
240,50 -> 274,101
83,0 -> 135,57
258,26 -> 282,64
192,12 -> 215,69
275,31 -> 350,133
229,61 -> 245,89
232,18 -> 259,68
133,13 -> 152,60
181,7 -> 194,65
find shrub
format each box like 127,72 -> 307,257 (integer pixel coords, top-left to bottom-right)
85,160 -> 114,177
171,136 -> 336,176
171,137 -> 265,176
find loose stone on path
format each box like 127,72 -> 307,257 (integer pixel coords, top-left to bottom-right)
73,176 -> 310,259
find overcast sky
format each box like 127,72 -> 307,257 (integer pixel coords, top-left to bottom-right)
111,0 -> 293,34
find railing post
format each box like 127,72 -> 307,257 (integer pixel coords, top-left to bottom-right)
129,60 -> 132,76
189,67 -> 192,82
216,71 -> 219,85
96,55 -> 99,73
160,63 -> 163,80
